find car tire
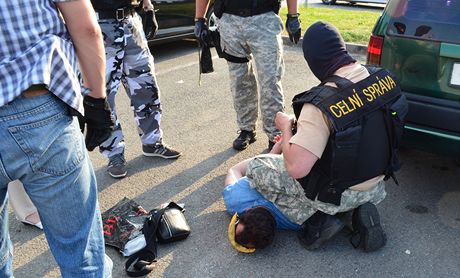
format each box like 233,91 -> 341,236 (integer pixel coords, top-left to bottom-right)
322,0 -> 337,4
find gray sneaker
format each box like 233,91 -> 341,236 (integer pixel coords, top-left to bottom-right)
107,153 -> 127,178
142,143 -> 182,159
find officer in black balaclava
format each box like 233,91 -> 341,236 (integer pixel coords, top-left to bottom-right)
302,21 -> 356,82
267,21 -> 407,251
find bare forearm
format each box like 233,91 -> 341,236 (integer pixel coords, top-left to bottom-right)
286,0 -> 298,14
195,0 -> 210,18
57,0 -> 106,99
280,130 -> 297,169
224,158 -> 252,185
74,31 -> 106,98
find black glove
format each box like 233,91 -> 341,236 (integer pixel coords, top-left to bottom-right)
142,9 -> 158,40
194,18 -> 211,47
81,95 -> 115,151
286,14 -> 301,44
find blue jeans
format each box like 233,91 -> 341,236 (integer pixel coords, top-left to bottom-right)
0,94 -> 111,277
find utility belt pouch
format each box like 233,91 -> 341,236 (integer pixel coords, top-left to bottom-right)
154,202 -> 191,243
210,29 -> 250,63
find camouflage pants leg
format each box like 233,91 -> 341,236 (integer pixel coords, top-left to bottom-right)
219,13 -> 285,139
98,14 -> 162,158
246,155 -> 387,225
219,14 -> 258,132
245,13 -> 285,140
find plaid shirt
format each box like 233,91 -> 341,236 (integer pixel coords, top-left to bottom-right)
0,0 -> 84,114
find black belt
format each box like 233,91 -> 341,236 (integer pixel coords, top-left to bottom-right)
96,7 -> 136,20
224,6 -> 273,17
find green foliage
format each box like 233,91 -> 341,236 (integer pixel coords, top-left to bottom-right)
280,6 -> 381,45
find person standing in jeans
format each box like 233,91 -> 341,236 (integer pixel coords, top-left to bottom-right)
0,0 -> 113,276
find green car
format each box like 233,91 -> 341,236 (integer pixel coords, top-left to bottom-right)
367,0 -> 460,158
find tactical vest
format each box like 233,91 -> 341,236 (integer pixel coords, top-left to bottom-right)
91,0 -> 141,11
292,66 -> 408,205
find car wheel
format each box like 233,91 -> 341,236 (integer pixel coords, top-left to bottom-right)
207,6 -> 218,31
322,0 -> 337,4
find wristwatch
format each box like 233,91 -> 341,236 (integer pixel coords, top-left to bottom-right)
287,13 -> 300,18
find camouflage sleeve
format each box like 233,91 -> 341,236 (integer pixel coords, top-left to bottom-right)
246,154 -> 305,197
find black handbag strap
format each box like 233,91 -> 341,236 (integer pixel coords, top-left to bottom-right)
125,202 -> 184,277
125,206 -> 167,277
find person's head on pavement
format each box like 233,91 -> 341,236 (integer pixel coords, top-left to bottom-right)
228,207 -> 276,253
302,20 -> 356,82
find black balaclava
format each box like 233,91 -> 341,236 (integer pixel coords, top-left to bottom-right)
302,21 -> 356,82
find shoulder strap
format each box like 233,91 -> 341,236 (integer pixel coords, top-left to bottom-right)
322,75 -> 354,89
292,85 -> 337,119
125,206 -> 167,277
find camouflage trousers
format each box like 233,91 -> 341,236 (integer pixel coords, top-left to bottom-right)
98,13 -> 162,158
218,12 -> 285,140
246,154 -> 387,225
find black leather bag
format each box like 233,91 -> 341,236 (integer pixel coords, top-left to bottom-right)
156,202 -> 191,243
125,202 -> 190,277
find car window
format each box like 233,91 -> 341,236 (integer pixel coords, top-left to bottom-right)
385,0 -> 460,43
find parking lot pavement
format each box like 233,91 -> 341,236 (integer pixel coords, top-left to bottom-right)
11,42 -> 460,277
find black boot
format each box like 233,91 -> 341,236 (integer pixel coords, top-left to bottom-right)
232,130 -> 256,151
298,211 -> 345,250
350,202 -> 387,252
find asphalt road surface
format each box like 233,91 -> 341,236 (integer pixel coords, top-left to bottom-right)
11,41 -> 460,277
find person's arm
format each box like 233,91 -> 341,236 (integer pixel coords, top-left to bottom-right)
195,0 -> 210,18
275,112 -> 318,179
269,134 -> 283,154
143,0 -> 154,11
286,0 -> 298,15
56,0 -> 106,99
224,158 -> 253,185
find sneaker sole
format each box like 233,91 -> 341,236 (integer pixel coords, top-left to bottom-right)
298,217 -> 345,251
232,137 -> 257,151
108,171 -> 127,179
355,203 -> 387,252
142,152 -> 182,159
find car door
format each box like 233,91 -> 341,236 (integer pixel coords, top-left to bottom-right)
153,0 -> 195,39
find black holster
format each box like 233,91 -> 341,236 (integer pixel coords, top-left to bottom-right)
209,29 -> 249,63
200,44 -> 214,74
